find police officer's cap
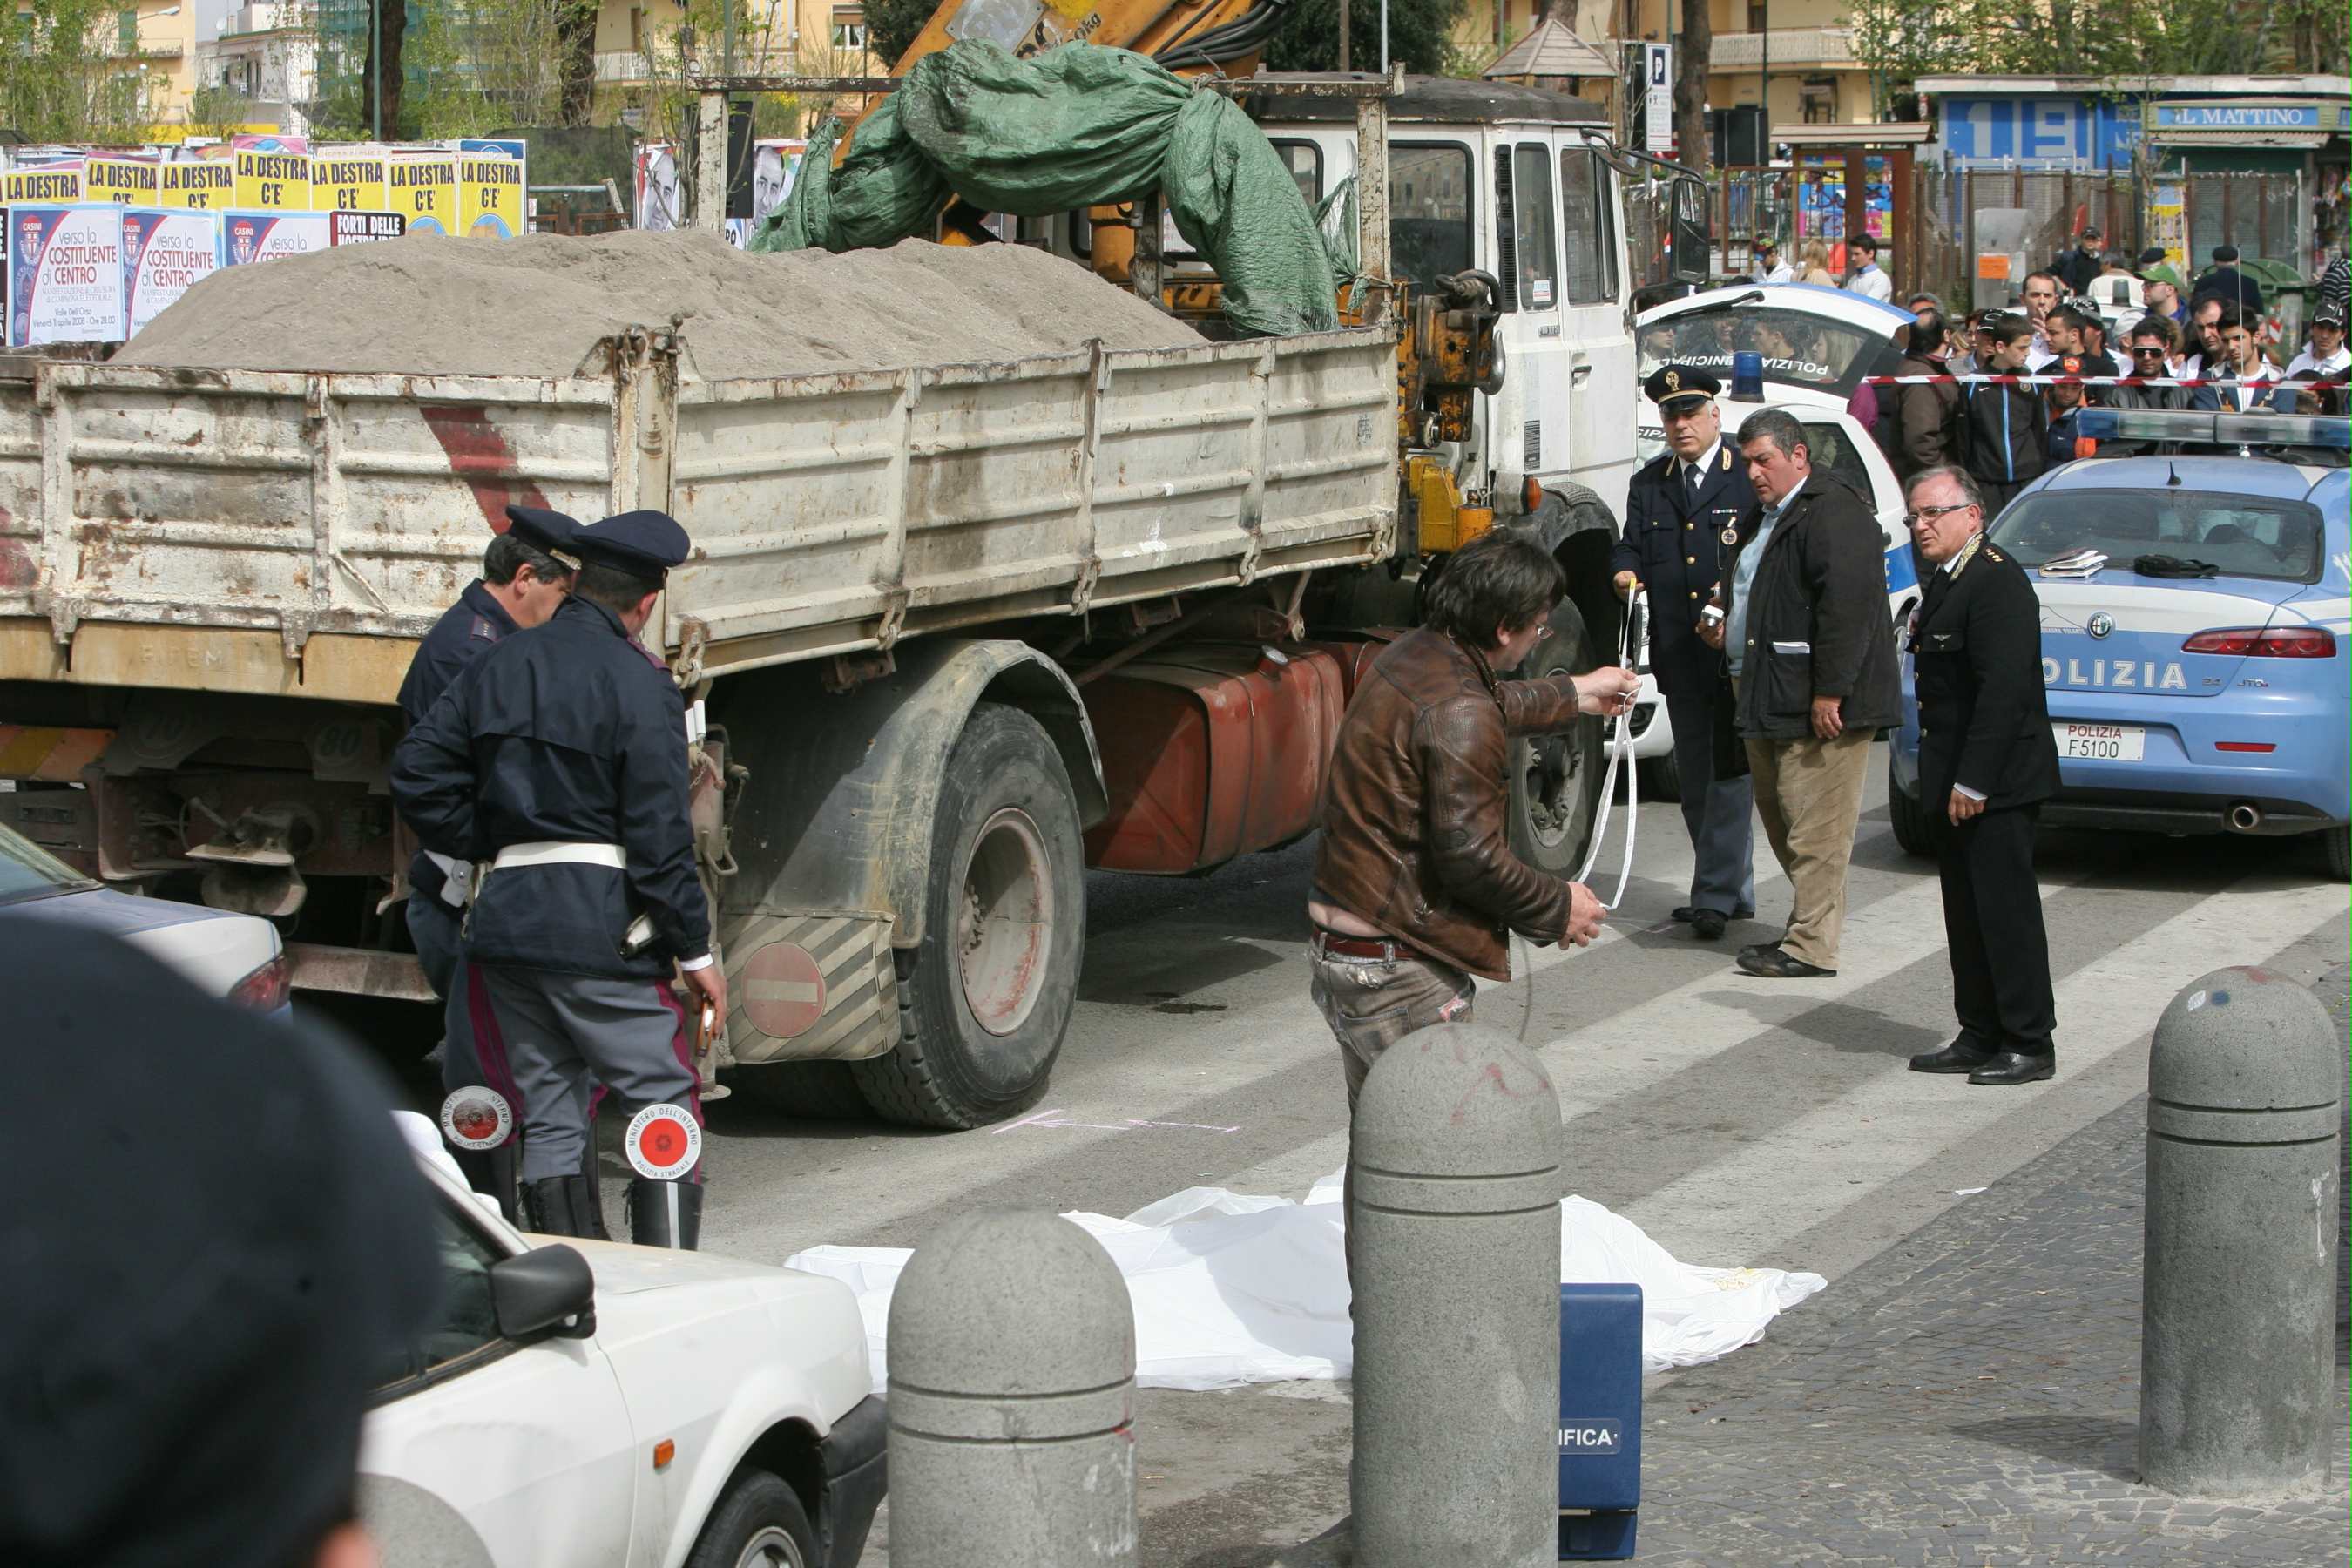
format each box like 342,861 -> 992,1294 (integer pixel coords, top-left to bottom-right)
1643,363 -> 1721,412
573,509 -> 692,581
503,504 -> 585,571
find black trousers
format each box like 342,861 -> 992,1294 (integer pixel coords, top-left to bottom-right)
1938,802 -> 2056,1058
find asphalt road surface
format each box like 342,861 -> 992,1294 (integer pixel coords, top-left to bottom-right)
355,761 -> 2349,1565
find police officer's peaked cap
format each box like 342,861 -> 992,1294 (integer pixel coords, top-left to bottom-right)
1643,363 -> 1720,411
575,509 -> 692,579
0,927 -> 439,1567
503,503 -> 585,570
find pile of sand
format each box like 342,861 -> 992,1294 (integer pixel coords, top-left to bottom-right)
119,230 -> 1202,381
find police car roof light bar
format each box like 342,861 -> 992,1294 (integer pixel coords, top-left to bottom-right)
2074,408 -> 2352,453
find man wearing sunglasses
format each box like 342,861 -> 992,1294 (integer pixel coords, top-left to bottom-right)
2113,320 -> 2220,413
1900,467 -> 2060,1087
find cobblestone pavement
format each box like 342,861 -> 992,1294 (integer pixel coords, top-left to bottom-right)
1621,961 -> 2352,1565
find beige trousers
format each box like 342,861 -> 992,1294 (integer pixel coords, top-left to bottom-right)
1744,725 -> 1875,968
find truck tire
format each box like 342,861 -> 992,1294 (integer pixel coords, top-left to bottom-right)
1887,756 -> 1939,859
851,703 -> 1083,1129
1636,748 -> 1682,803
725,1062 -> 873,1121
1504,597 -> 1606,879
684,1468 -> 815,1568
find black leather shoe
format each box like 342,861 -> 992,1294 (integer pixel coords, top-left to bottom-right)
1968,1051 -> 2055,1086
1671,905 -> 1700,923
1692,909 -> 1728,940
1736,943 -> 1836,978
1909,1041 -> 1996,1074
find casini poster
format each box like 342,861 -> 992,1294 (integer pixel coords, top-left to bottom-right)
232,134 -> 312,210
158,158 -> 235,210
3,163 -> 85,205
310,149 -> 389,214
9,205 -> 127,348
456,152 -> 525,238
221,210 -> 329,266
84,155 -> 159,205
388,154 -> 459,233
122,208 -> 222,335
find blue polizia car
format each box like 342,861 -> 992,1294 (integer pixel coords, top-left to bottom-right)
1890,411 -> 2350,880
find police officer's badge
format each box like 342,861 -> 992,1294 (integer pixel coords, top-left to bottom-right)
1664,369 -> 1680,394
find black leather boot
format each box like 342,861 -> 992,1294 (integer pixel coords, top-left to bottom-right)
578,1143 -> 610,1240
627,1178 -> 704,1250
520,1175 -> 602,1237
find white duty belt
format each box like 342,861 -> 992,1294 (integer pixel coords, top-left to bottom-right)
476,841 -> 657,952
423,849 -> 472,909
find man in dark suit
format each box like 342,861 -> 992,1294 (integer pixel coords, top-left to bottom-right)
1612,364 -> 1755,940
1900,464 -> 2063,1086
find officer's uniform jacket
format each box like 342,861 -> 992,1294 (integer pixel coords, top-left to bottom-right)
1612,438 -> 1753,697
1906,532 -> 2062,810
395,579 -> 518,909
389,593 -> 711,980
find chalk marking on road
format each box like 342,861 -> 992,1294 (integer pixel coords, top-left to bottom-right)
1621,880 -> 2348,1264
991,1107 -> 1243,1136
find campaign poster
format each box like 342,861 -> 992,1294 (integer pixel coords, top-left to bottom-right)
456,152 -> 525,238
635,144 -> 681,231
329,210 -> 407,245
221,210 -> 329,266
232,134 -> 312,210
388,154 -> 459,233
750,139 -> 805,227
159,157 -> 235,210
3,162 -> 85,205
84,155 -> 160,205
310,148 -> 389,214
10,206 -> 127,348
121,208 -> 222,336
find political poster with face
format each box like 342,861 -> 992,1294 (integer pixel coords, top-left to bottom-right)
232,134 -> 313,211
121,208 -> 223,336
221,210 -> 330,267
9,206 -> 127,348
309,148 -> 389,214
389,154 -> 460,233
159,157 -> 235,210
750,139 -> 805,226
456,151 -> 526,238
635,145 -> 681,232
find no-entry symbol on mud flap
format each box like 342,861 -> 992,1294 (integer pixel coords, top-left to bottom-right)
625,1104 -> 701,1180
439,1086 -> 512,1151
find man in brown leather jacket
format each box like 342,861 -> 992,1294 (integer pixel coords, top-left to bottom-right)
1308,531 -> 1639,1123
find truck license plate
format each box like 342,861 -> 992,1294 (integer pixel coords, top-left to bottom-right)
2055,721 -> 2145,761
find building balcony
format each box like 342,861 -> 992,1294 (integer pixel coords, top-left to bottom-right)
1706,27 -> 1855,70
596,51 -> 651,84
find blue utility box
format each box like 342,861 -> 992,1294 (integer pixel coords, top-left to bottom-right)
1558,1282 -> 1642,1560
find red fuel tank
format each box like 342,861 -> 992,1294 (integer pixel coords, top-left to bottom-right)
1081,642 -> 1348,875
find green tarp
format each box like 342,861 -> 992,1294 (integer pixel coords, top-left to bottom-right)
751,42 -> 1338,338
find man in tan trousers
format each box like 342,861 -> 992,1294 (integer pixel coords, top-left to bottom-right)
1700,407 -> 1902,977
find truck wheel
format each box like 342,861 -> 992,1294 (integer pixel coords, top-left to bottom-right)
684,1468 -> 814,1568
725,1062 -> 873,1121
1504,597 -> 1605,879
1636,748 -> 1682,803
852,703 -> 1083,1129
1887,757 -> 1939,858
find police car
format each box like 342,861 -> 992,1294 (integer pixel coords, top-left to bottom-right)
1889,409 -> 2350,878
362,1116 -> 885,1568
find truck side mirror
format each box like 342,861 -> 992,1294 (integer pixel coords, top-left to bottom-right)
1671,177 -> 1709,286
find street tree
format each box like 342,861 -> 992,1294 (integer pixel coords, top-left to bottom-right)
1262,0 -> 1470,76
1673,0 -> 1709,172
0,0 -> 161,145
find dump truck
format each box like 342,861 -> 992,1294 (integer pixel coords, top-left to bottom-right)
0,71 -> 1704,1128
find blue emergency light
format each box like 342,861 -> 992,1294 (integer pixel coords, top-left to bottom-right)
1558,1283 -> 1643,1560
1729,351 -> 1766,402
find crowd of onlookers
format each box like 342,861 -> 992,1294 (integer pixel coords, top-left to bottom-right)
1750,228 -> 2349,497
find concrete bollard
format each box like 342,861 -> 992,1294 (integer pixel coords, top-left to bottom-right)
2140,967 -> 2341,1497
887,1210 -> 1138,1567
1350,1024 -> 1565,1567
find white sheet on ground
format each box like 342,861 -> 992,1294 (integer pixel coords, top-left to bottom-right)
785,1174 -> 1825,1392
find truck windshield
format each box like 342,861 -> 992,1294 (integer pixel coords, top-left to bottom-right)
1389,142 -> 1471,289
1638,303 -> 1903,398
0,821 -> 97,907
1991,490 -> 2327,585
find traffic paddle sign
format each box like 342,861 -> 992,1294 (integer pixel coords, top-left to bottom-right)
439,1085 -> 512,1150
625,1103 -> 701,1180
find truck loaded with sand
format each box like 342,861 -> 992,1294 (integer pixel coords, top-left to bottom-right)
0,70 -> 1706,1126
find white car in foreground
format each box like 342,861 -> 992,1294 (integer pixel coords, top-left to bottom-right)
362,1118 -> 885,1568
0,820 -> 289,1010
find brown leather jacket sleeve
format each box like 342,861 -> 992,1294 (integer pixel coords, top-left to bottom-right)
1495,672 -> 1583,736
1416,694 -> 1573,943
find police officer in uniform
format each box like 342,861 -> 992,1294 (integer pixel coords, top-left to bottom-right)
396,504 -> 578,1219
391,510 -> 727,1245
1898,465 -> 2062,1087
1612,364 -> 1756,940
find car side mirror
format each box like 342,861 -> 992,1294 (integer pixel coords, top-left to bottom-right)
491,1244 -> 598,1341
